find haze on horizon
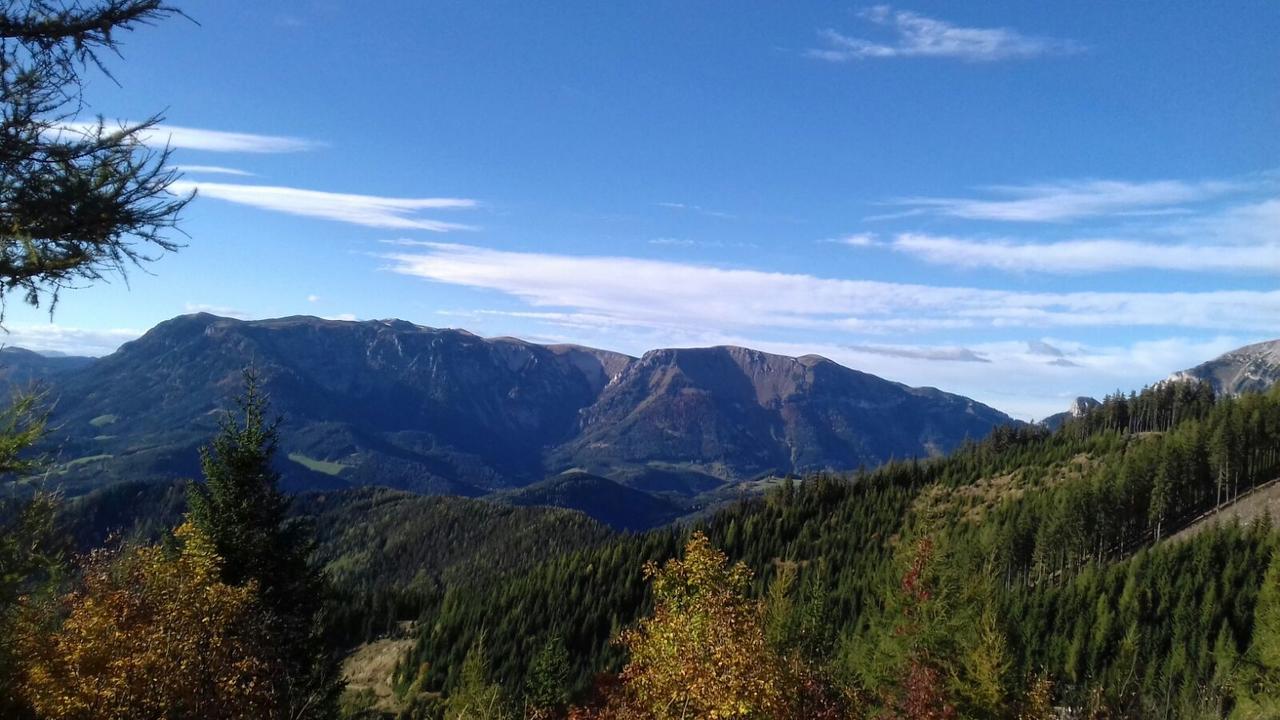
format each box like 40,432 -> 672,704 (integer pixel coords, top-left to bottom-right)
4,1 -> 1277,420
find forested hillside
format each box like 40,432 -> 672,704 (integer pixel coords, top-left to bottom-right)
38,377 -> 1280,719
353,381 -> 1280,719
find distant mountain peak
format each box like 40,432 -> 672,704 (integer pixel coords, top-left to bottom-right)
4,313 -> 1015,515
1170,339 -> 1280,396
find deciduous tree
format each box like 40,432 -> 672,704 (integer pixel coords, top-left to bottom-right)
17,522 -> 279,720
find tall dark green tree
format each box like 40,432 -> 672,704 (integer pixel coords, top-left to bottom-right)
1234,547 -> 1280,718
525,636 -> 572,717
188,371 -> 342,720
1,0 -> 189,319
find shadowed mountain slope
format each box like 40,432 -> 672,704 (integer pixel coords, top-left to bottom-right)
5,313 -> 1014,499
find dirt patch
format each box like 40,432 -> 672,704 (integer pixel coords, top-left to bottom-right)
342,633 -> 417,714
1167,478 -> 1280,544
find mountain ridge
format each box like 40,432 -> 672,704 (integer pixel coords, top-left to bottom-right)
1170,338 -> 1280,396
5,313 -> 1015,502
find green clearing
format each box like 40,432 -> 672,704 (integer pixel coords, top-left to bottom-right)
288,452 -> 349,476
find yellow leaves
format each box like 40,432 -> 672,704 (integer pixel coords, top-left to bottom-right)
610,532 -> 790,720
16,523 -> 281,720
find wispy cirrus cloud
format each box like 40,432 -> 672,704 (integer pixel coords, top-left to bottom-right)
882,177 -> 1242,222
842,343 -> 990,363
887,232 -> 1280,274
1158,197 -> 1280,245
808,6 -> 1081,63
384,242 -> 1280,335
826,232 -> 879,247
172,182 -> 478,231
433,307 -> 1258,421
174,165 -> 255,176
657,202 -> 736,220
60,122 -> 321,153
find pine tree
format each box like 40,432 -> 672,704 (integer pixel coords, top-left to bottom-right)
1233,547 -> 1280,718
526,636 -> 572,717
0,0 -> 188,318
187,370 -> 342,719
446,634 -> 514,720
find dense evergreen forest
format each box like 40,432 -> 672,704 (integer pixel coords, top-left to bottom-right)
27,376 -> 1280,718
329,381 -> 1280,719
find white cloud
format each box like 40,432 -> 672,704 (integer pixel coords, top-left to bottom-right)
842,343 -> 990,363
889,232 -> 1280,274
1,324 -> 141,357
60,122 -> 320,153
1158,197 -> 1280,245
184,303 -> 253,320
657,202 -> 736,220
1026,340 -> 1066,358
174,165 -> 255,176
172,182 -> 478,231
432,309 -> 1255,421
887,178 -> 1240,222
792,335 -> 1255,421
307,295 -> 321,303
384,243 -> 1280,334
829,232 -> 879,247
809,6 -> 1080,63
326,313 -> 358,322
649,237 -> 696,246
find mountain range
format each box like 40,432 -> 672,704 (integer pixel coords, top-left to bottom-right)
1038,339 -> 1280,428
2,314 -> 1012,514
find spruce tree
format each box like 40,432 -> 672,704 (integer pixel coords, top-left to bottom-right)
446,634 -> 514,720
1234,547 -> 1280,718
525,636 -> 571,717
188,370 -> 342,720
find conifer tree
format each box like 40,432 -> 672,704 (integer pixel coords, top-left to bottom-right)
526,636 -> 572,718
446,634 -> 514,720
188,370 -> 342,720
0,0 -> 188,318
1233,547 -> 1280,718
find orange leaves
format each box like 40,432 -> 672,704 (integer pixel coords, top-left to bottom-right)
16,522 -> 282,720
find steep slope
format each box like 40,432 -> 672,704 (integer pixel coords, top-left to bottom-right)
0,347 -> 92,396
1170,338 -> 1280,396
553,346 -> 1010,489
43,313 -> 631,494
5,314 -> 1014,500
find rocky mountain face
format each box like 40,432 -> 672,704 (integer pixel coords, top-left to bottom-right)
1041,396 -> 1101,430
1170,339 -> 1280,396
552,346 -> 1009,489
9,313 -> 1014,499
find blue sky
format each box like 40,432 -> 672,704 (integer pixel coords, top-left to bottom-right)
7,1 -> 1278,419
